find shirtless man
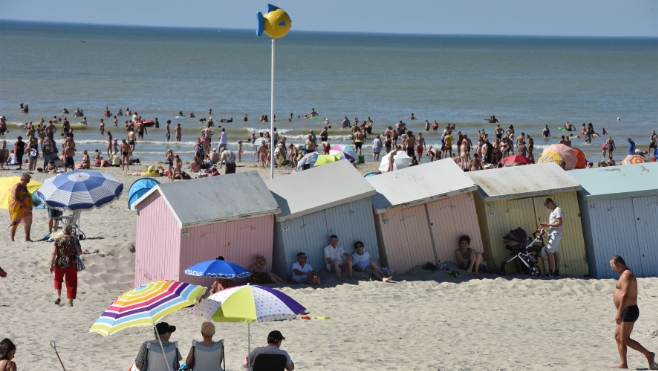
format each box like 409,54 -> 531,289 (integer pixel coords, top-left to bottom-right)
416,133 -> 425,160
309,108 -> 318,117
405,131 -> 416,158
305,134 -> 317,153
113,116 -> 118,127
99,119 -> 105,135
63,135 -> 75,172
388,146 -> 400,172
165,120 -> 171,142
62,117 -> 71,134
201,125 -> 215,154
120,139 -> 131,171
607,136 -> 616,160
46,120 -> 57,137
353,129 -> 365,155
459,138 -> 470,169
610,255 -> 658,370
136,121 -> 145,140
407,113 -> 416,120
468,153 -> 483,171
175,124 -> 182,142
126,128 -> 135,154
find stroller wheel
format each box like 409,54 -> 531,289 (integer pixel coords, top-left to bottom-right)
530,266 -> 541,277
499,263 -> 506,276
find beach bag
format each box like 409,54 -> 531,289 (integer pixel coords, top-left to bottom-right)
76,255 -> 85,272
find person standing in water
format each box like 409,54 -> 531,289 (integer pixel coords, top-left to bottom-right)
609,255 -> 658,370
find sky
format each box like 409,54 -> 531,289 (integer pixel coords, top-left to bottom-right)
1,0 -> 657,37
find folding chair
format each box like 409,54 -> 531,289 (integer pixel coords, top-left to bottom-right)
253,354 -> 287,371
187,339 -> 224,371
53,210 -> 86,239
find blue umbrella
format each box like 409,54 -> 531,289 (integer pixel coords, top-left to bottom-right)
37,170 -> 123,211
128,178 -> 160,210
184,258 -> 252,279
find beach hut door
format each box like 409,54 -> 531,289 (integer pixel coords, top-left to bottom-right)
632,196 -> 658,276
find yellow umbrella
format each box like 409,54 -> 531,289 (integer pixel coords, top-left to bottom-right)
314,153 -> 342,167
0,176 -> 42,209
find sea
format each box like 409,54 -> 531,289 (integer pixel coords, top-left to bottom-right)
1,21 -> 656,163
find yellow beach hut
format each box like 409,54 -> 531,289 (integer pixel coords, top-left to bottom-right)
467,163 -> 589,277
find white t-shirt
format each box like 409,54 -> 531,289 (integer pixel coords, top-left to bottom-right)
549,207 -> 564,234
219,132 -> 228,145
324,245 -> 346,264
291,262 -> 314,282
352,251 -> 371,270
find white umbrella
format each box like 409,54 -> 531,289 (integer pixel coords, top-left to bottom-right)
379,151 -> 412,173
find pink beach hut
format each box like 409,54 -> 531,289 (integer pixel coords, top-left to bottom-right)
132,171 -> 281,287
366,159 -> 484,274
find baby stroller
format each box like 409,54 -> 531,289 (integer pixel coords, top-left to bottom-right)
500,227 -> 545,276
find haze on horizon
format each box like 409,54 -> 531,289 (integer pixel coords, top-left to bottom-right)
1,0 -> 657,38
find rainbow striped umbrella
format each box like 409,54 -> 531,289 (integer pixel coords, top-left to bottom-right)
620,154 -> 647,165
90,280 -> 207,336
188,284 -> 306,353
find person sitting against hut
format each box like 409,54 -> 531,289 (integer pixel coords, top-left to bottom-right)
209,256 -> 235,295
249,255 -> 287,285
324,235 -> 353,281
455,235 -> 484,279
352,241 -> 392,282
290,252 -> 320,285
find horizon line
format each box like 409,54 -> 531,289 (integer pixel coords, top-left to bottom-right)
1,19 -> 657,40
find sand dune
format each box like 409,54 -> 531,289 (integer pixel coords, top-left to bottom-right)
1,162 -> 656,370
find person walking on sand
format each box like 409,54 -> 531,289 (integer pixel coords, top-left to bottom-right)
9,173 -> 33,242
609,255 -> 658,370
106,131 -> 113,158
120,139 -> 131,171
324,235 -> 353,281
49,225 -> 83,307
607,136 -> 616,161
540,198 -> 563,278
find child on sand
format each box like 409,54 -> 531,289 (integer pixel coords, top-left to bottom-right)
248,255 -> 287,284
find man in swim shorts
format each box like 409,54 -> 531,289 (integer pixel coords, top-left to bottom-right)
610,255 -> 658,370
120,139 -> 131,171
405,131 -> 416,158
540,198 -> 563,278
353,128 -> 364,155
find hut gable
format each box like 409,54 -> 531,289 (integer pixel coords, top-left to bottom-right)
266,161 -> 376,222
467,163 -> 581,202
133,171 -> 280,228
367,159 -> 478,214
570,163 -> 658,201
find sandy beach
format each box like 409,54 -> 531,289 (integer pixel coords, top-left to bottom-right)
1,162 -> 657,371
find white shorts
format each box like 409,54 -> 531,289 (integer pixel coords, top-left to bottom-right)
545,232 -> 562,254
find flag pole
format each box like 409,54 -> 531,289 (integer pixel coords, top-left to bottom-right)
270,38 -> 275,179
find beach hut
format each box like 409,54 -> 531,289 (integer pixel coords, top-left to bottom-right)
570,163 -> 658,278
367,159 -> 483,274
467,163 -> 589,276
132,171 -> 280,287
268,161 -> 379,280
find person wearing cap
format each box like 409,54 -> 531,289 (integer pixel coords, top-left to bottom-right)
242,330 -> 294,371
133,322 -> 181,371
209,148 -> 220,164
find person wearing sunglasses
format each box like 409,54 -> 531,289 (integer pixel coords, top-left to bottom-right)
352,241 -> 392,282
291,252 -> 320,285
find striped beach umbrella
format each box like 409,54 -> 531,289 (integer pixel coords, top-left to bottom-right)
620,154 -> 647,165
37,170 -> 123,211
89,280 -> 207,336
330,144 -> 357,161
189,284 -> 306,353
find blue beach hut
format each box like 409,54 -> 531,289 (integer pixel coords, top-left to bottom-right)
570,163 -> 658,278
128,178 -> 160,210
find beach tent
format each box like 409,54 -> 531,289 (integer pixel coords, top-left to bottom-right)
367,159 -> 483,274
570,163 -> 658,278
0,177 -> 42,209
132,172 -> 280,287
267,161 -> 380,280
467,163 -> 589,276
128,178 -> 160,210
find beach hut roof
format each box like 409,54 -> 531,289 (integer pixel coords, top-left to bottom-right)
467,162 -> 581,202
367,159 -> 478,214
266,160 -> 376,222
133,171 -> 280,228
569,163 -> 658,201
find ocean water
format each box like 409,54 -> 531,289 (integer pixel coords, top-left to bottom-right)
1,21 -> 656,162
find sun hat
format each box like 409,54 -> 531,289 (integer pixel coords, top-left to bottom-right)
156,322 -> 176,335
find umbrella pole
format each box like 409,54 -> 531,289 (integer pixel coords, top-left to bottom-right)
270,37 -> 275,180
155,327 -> 174,371
248,322 -> 251,355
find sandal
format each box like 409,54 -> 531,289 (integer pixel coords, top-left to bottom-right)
55,298 -> 61,305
